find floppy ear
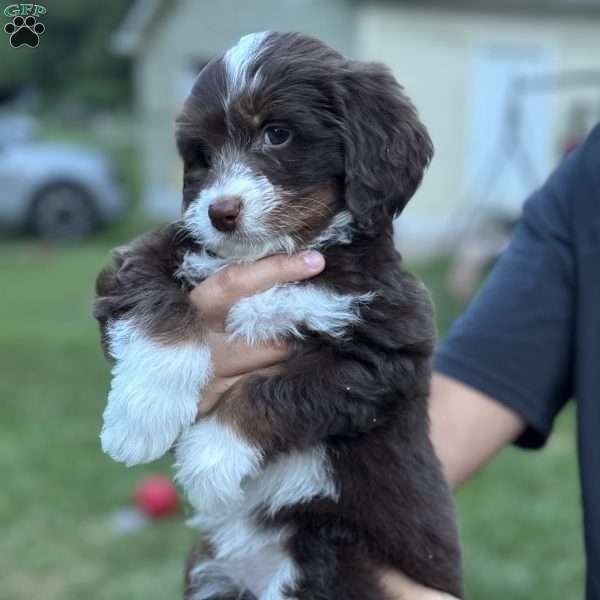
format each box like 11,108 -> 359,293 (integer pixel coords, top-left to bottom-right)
338,61 -> 433,236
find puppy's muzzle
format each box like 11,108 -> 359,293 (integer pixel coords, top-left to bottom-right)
208,196 -> 242,232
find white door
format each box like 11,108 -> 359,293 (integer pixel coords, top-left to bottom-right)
466,44 -> 557,217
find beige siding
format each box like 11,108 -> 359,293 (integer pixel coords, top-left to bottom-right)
356,4 -> 600,253
132,1 -> 600,254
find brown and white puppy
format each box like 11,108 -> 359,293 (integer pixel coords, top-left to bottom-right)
94,32 -> 462,600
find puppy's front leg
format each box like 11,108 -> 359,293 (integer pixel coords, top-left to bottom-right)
174,343 -> 401,512
94,224 -> 212,466
174,283 -> 374,510
101,321 -> 212,466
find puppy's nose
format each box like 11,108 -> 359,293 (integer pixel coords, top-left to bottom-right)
208,196 -> 242,232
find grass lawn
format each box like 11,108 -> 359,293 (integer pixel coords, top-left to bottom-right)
0,229 -> 584,600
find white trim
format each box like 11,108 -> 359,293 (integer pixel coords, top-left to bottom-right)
189,520 -> 298,600
176,249 -> 229,285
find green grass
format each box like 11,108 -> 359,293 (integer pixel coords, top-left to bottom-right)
0,233 -> 584,599
0,230 -> 196,600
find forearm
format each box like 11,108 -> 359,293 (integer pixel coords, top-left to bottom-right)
381,571 -> 459,600
429,371 -> 526,489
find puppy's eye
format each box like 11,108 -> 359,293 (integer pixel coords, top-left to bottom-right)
263,126 -> 291,147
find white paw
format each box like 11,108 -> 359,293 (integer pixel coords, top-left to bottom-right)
175,417 -> 263,512
101,390 -> 196,466
101,318 -> 213,466
225,284 -> 375,344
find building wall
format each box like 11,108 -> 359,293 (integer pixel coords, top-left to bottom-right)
356,4 -> 600,254
133,1 -> 600,256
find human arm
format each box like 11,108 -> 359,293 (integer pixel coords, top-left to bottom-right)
429,372 -> 525,489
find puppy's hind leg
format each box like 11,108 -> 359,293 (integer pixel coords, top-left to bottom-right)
184,541 -> 256,600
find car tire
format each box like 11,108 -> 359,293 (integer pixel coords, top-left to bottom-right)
29,182 -> 99,240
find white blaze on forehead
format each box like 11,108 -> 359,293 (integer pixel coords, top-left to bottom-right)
224,31 -> 269,99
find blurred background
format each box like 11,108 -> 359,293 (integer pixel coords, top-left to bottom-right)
1,1 -> 598,598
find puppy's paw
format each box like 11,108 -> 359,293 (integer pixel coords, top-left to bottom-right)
175,417 -> 263,512
101,318 -> 213,466
101,391 -> 195,466
226,283 -> 375,344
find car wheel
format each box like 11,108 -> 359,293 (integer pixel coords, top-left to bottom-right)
30,183 -> 99,240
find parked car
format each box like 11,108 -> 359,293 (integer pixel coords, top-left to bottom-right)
0,114 -> 125,240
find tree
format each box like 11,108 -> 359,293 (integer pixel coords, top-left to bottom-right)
0,0 -> 133,110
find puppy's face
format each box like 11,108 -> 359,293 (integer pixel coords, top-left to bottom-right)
176,32 -> 433,259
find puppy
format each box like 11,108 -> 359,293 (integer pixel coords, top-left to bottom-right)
94,32 -> 462,600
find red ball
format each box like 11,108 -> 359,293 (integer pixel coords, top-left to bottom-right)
134,475 -> 179,518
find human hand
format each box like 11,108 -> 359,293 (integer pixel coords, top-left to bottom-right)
189,250 -> 325,415
380,570 -> 460,600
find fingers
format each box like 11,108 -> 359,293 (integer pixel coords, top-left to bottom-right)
208,331 -> 290,378
190,251 -> 325,331
191,251 -> 320,417
380,570 -> 459,600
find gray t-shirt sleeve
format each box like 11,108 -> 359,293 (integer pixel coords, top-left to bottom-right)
434,148 -> 579,448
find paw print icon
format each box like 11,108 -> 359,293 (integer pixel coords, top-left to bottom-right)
4,16 -> 45,48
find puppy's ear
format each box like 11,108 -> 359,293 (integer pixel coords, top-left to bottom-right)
338,62 -> 433,236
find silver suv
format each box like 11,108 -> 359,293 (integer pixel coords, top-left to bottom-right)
0,115 -> 125,239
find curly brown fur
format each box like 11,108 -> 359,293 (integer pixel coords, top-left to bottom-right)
93,222 -> 201,351
94,31 -> 462,600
